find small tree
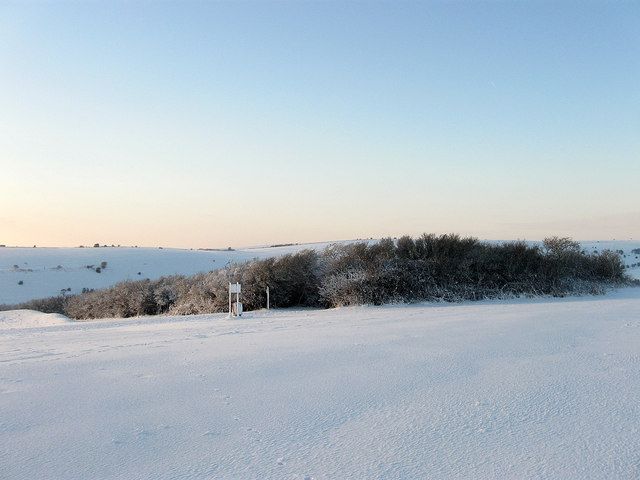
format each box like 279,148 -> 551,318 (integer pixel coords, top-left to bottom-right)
543,237 -> 581,255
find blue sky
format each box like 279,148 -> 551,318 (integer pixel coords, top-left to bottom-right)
1,1 -> 638,247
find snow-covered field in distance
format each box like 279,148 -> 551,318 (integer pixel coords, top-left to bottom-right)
0,242 -> 346,305
1,239 -> 638,305
1,288 -> 640,479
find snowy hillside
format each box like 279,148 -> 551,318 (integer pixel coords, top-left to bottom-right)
1,288 -> 640,479
1,240 -> 638,305
0,309 -> 70,330
0,242 -> 341,305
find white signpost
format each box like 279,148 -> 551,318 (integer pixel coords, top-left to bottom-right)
228,282 -> 242,318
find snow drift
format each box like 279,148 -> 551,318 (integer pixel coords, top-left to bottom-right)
0,309 -> 70,330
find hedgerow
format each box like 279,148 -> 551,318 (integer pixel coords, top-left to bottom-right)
2,235 -> 630,319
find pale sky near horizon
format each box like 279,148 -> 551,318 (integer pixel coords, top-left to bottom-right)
1,1 -> 639,248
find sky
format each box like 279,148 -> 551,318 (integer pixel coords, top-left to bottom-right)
1,1 -> 639,248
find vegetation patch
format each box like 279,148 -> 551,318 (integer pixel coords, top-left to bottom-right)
1,234 -> 630,319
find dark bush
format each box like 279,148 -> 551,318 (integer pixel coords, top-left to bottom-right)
65,280 -> 158,319
1,295 -> 67,314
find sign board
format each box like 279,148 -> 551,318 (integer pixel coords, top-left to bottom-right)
228,283 -> 242,317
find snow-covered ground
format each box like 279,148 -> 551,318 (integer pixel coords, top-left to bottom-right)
0,309 -> 70,330
2,240 -> 639,305
2,288 -> 640,479
0,242 -> 342,305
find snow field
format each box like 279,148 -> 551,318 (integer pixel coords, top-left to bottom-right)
0,309 -> 70,330
1,288 -> 640,479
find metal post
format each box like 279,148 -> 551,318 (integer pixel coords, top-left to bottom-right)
266,286 -> 270,310
228,282 -> 232,318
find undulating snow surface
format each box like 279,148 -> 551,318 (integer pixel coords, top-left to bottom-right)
1,240 -> 639,305
2,288 -> 640,479
0,309 -> 70,330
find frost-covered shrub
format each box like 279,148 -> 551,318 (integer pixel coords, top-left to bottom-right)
319,268 -> 370,307
4,295 -> 67,314
317,235 -> 629,306
167,272 -> 226,315
65,280 -> 157,319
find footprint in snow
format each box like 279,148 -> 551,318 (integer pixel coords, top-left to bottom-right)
277,457 -> 285,466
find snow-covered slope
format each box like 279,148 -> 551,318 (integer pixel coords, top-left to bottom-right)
1,288 -> 640,479
0,242 -> 341,305
0,309 -> 70,330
